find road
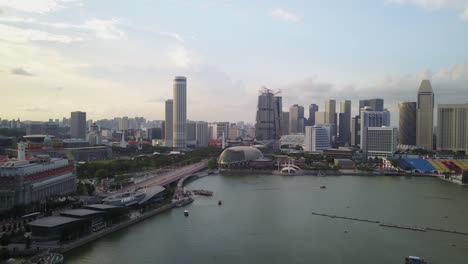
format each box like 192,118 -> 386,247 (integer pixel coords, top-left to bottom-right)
119,160 -> 208,192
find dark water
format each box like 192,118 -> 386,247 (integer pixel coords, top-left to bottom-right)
66,175 -> 468,264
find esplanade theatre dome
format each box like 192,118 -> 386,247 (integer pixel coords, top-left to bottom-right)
218,146 -> 264,166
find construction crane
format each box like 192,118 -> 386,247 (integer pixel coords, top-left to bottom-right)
259,86 -> 281,95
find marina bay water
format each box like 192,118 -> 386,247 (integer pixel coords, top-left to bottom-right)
66,174 -> 468,264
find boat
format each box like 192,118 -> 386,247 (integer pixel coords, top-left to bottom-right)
184,210 -> 189,216
218,200 -> 222,205
320,186 -> 327,189
405,256 -> 427,264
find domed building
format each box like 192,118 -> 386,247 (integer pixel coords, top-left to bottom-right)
218,146 -> 265,168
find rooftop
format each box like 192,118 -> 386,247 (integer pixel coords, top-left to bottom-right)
60,209 -> 104,217
84,204 -> 123,210
29,216 -> 82,228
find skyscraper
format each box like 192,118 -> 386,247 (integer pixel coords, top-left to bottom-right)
71,111 -> 86,139
359,98 -> 384,112
173,76 -> 187,149
437,104 -> 468,153
360,108 -> 388,153
196,121 -> 209,147
398,102 -> 417,146
254,87 -> 282,140
351,115 -> 361,146
325,99 -> 336,125
281,112 -> 289,136
339,100 -> 351,146
309,104 -> 319,126
119,116 -> 129,131
416,80 -> 434,150
289,104 -> 305,134
165,99 -> 173,147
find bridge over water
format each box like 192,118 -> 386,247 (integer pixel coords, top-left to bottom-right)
115,160 -> 208,194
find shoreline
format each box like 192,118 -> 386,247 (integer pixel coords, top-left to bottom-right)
219,169 -> 438,177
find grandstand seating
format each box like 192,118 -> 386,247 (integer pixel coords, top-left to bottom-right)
442,161 -> 462,174
428,160 -> 450,173
401,159 -> 435,172
454,160 -> 468,171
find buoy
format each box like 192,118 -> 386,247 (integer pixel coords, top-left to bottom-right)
218,200 -> 222,206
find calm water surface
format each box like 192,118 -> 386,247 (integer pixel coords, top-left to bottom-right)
66,174 -> 468,264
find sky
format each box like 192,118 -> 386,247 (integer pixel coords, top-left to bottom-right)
1,0 -> 468,125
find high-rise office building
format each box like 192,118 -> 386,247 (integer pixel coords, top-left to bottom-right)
351,115 -> 361,146
119,116 -> 129,131
366,127 -> 398,157
325,99 -> 336,125
289,104 -> 305,134
196,121 -> 209,147
437,104 -> 468,153
359,98 -> 384,112
309,104 -> 319,126
281,112 -> 289,136
71,111 -> 86,139
254,87 -> 282,140
186,120 -> 197,142
398,102 -> 417,146
304,125 -> 331,152
165,99 -> 173,147
339,100 -> 351,146
416,80 -> 434,150
173,76 -> 187,149
360,108 -> 389,153
216,122 -> 230,140
315,112 -> 326,125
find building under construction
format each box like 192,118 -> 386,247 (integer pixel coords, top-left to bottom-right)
255,87 -> 283,141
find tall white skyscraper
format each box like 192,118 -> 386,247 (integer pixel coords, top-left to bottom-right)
165,99 -> 173,147
173,76 -> 187,149
416,80 -> 434,150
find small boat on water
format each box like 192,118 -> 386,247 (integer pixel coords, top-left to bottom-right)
320,186 -> 327,189
405,256 -> 427,264
184,210 -> 189,216
218,200 -> 222,205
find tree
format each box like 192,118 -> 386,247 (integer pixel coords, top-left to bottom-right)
95,169 -> 109,179
208,159 -> 218,170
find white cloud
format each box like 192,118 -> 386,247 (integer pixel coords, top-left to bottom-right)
0,24 -> 82,43
82,18 -> 124,40
168,45 -> 192,69
0,0 -> 80,14
0,16 -> 125,41
270,8 -> 301,23
463,6 -> 468,19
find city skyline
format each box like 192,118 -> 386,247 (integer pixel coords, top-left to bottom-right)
1,0 -> 468,123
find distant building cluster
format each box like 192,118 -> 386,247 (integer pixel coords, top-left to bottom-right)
251,79 -> 467,157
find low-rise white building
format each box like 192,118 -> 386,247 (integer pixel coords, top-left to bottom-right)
366,127 -> 398,158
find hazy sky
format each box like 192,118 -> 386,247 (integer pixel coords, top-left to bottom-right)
1,0 -> 468,124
